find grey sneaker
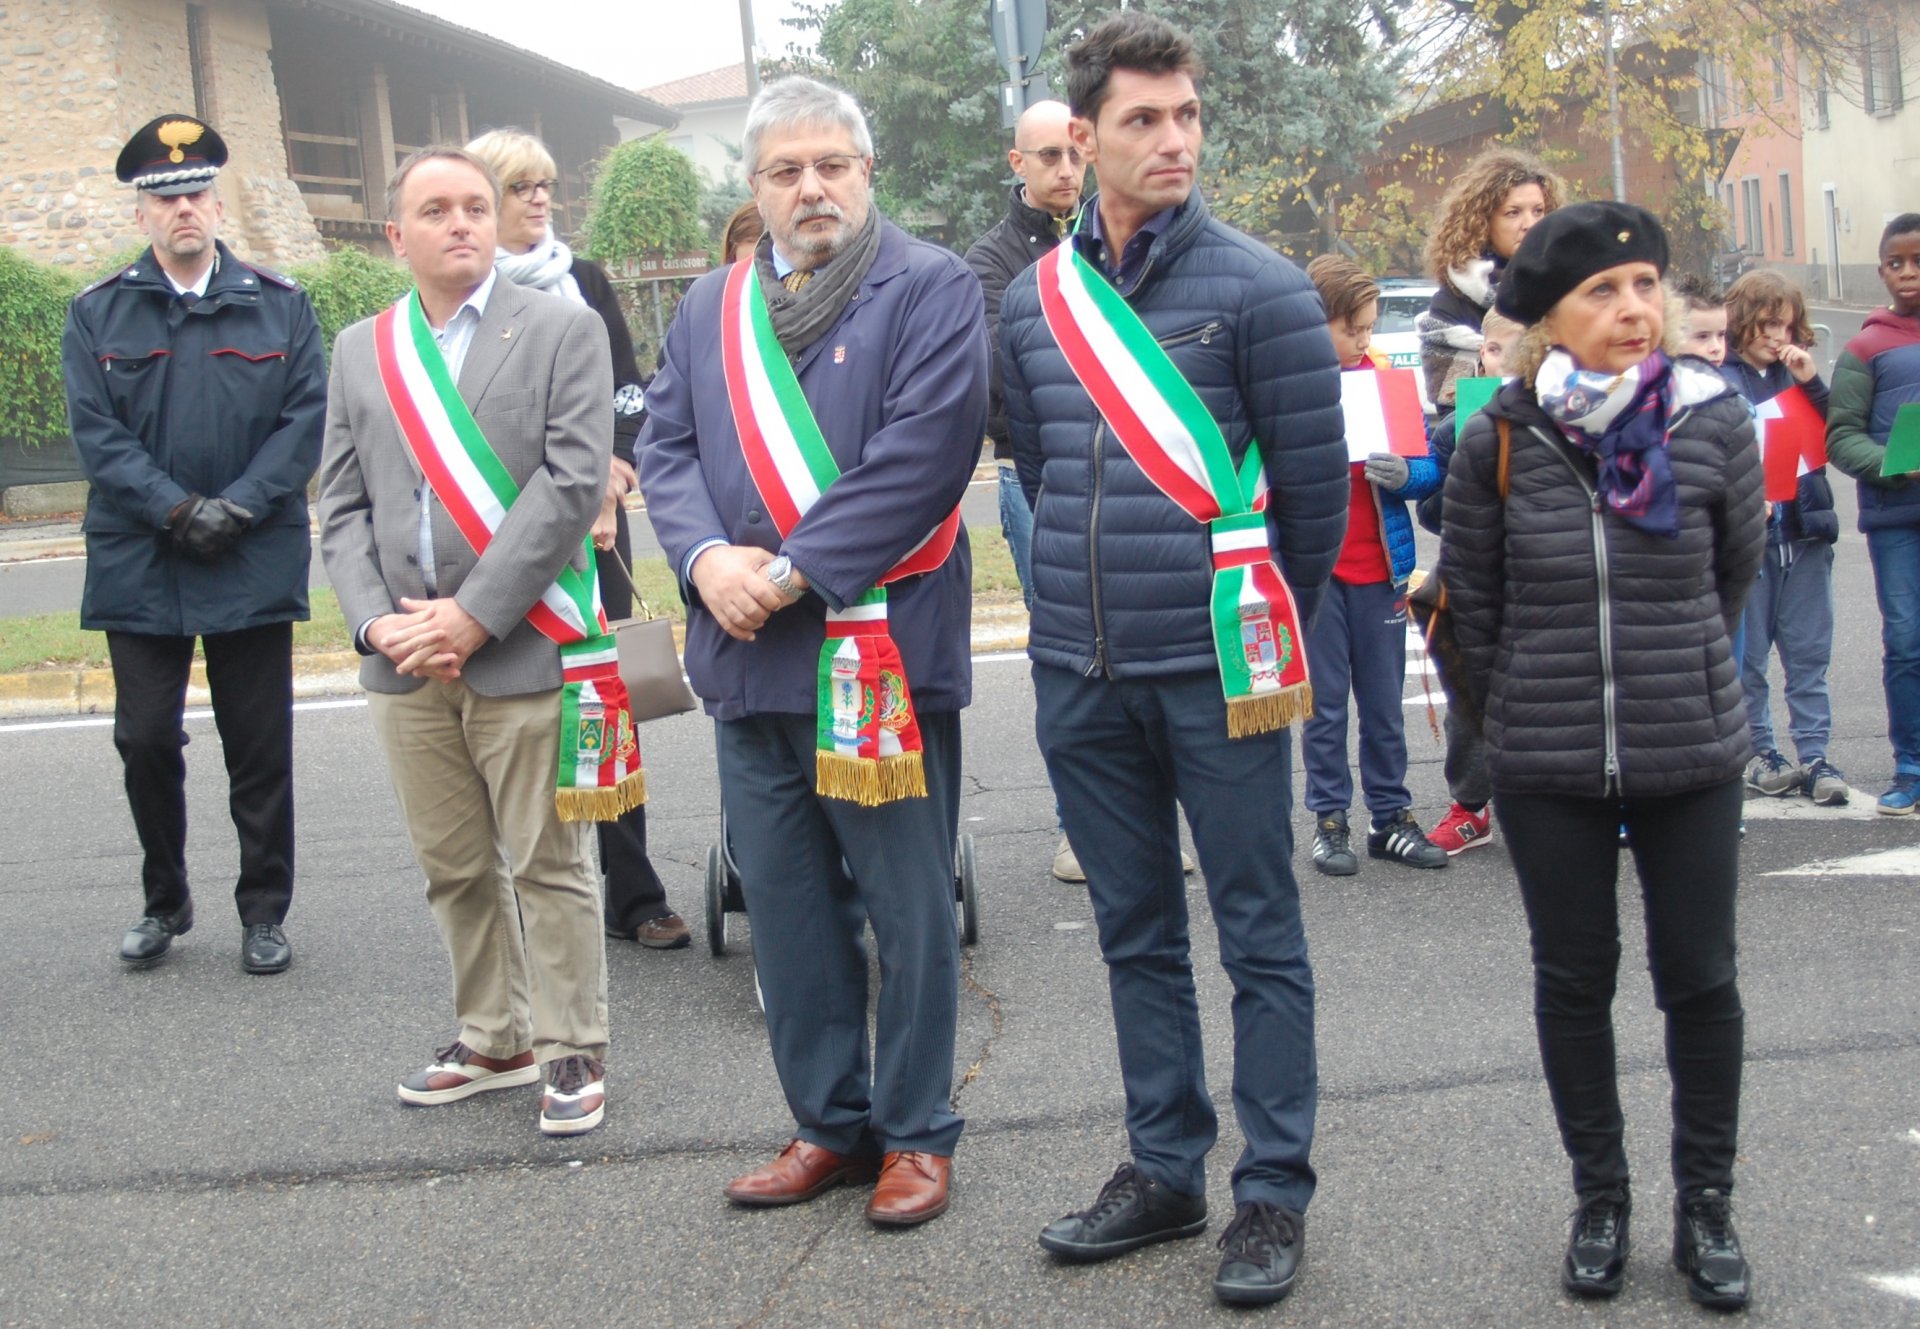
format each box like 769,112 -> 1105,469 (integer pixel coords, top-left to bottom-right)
1311,812 -> 1358,876
1745,749 -> 1801,796
1802,758 -> 1849,806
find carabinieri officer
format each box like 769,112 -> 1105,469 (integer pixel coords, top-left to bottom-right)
63,114 -> 326,974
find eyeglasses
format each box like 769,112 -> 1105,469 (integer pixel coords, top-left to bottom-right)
1020,147 -> 1084,168
752,154 -> 863,189
507,178 -> 557,199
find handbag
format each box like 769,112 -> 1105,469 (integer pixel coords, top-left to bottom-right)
600,550 -> 699,722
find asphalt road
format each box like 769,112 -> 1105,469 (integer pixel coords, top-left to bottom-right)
0,477 -> 1008,620
2,494 -> 1918,1327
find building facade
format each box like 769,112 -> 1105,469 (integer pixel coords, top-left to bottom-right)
637,64 -> 750,188
0,0 -> 676,269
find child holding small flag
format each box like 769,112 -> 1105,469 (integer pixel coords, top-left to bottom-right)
1716,270 -> 1843,803
1302,256 -> 1448,874
1826,213 -> 1920,813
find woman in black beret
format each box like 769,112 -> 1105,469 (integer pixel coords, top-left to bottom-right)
1441,201 -> 1767,1310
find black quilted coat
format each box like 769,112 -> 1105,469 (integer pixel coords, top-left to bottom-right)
1441,368 -> 1766,798
999,192 -> 1349,678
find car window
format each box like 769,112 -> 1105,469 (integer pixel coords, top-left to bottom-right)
1375,294 -> 1430,335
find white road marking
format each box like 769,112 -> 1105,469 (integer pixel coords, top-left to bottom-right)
1868,1272 -> 1920,1302
1743,797 -> 1881,823
1764,845 -> 1920,876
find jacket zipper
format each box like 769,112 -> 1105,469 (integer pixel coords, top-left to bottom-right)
1531,425 -> 1624,796
1083,300 -> 1215,678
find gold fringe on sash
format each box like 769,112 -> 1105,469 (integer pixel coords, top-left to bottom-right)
1225,682 -> 1314,739
555,769 -> 649,823
815,751 -> 928,806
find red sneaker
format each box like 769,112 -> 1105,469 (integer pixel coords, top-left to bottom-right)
1428,802 -> 1492,856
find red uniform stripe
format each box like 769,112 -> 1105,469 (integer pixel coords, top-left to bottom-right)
720,262 -> 805,537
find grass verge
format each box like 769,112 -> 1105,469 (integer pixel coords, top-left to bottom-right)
0,536 -> 1023,673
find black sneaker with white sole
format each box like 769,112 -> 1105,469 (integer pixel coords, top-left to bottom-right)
1310,812 -> 1358,877
1367,809 -> 1448,869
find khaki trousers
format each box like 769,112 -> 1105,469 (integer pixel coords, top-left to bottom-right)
368,680 -> 609,1063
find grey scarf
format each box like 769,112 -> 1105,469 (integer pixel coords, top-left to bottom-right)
755,207 -> 882,356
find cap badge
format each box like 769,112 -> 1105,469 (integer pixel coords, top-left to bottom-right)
157,120 -> 205,164
1617,230 -> 1631,243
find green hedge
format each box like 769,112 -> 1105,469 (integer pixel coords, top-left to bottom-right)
0,241 -> 409,449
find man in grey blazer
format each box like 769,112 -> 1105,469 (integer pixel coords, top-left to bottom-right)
317,147 -> 617,1136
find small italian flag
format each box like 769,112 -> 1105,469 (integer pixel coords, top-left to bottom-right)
1757,384 -> 1826,501
1340,367 -> 1427,462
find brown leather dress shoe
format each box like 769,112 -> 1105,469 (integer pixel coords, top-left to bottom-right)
723,1138 -> 878,1207
866,1150 -> 952,1227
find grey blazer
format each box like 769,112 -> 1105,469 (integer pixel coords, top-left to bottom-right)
317,281 -> 614,697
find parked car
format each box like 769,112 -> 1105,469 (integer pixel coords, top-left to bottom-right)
1371,280 -> 1439,415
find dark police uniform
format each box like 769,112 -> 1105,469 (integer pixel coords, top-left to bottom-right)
63,114 -> 326,968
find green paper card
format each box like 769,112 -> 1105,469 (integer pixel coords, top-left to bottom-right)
1453,375 -> 1502,424
1882,403 -> 1920,478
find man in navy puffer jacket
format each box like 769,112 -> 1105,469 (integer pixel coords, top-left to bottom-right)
999,12 -> 1347,1308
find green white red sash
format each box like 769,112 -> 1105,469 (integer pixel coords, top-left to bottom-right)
1035,232 -> 1311,736
719,260 -> 960,805
373,290 -> 643,822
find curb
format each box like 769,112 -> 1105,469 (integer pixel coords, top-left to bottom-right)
0,607 -> 1034,720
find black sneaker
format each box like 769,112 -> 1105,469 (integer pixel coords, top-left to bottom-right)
1213,1201 -> 1305,1306
1674,1188 -> 1750,1310
1563,1186 -> 1631,1298
1367,809 -> 1448,869
1037,1162 -> 1208,1261
1311,812 -> 1358,877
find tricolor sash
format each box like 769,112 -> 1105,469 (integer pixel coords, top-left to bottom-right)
1035,232 -> 1312,737
719,260 -> 960,805
373,290 -> 644,822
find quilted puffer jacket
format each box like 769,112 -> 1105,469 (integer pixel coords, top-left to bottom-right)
999,191 -> 1349,678
1442,368 -> 1766,798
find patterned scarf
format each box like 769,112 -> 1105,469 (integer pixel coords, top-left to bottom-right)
1536,348 -> 1679,537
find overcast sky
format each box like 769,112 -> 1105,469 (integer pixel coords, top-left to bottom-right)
393,0 -> 811,92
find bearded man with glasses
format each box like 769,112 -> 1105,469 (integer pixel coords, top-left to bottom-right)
639,76 -> 986,1228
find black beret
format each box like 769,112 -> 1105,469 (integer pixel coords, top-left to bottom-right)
116,114 -> 227,196
1495,200 -> 1669,325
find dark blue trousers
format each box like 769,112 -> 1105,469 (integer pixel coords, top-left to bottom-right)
1303,577 -> 1412,820
716,710 -> 964,1157
1035,664 -> 1317,1210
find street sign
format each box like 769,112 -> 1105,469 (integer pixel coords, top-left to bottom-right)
990,0 -> 1051,127
613,251 -> 713,282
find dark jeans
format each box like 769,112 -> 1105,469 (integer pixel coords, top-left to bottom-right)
594,524 -> 669,927
716,710 -> 964,1157
1303,577 -> 1412,821
1495,779 -> 1745,1198
1865,525 -> 1920,775
107,622 -> 295,925
1035,663 -> 1317,1210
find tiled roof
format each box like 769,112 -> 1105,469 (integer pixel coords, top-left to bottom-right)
637,64 -> 752,108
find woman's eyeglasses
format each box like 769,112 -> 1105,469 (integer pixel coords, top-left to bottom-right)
507,178 -> 558,199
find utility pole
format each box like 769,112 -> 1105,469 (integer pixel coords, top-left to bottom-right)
991,0 -> 1050,129
1602,0 -> 1627,200
739,0 -> 761,97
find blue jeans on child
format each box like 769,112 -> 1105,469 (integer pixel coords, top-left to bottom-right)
1303,578 -> 1411,820
1741,540 -> 1835,763
1866,525 -> 1920,776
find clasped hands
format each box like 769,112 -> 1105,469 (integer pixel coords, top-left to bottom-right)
167,495 -> 253,561
367,597 -> 490,681
691,545 -> 807,642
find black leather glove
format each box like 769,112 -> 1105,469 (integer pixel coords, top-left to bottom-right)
174,496 -> 252,560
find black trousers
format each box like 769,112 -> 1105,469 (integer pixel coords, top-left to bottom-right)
107,623 -> 295,925
594,520 -> 669,928
1494,778 -> 1745,1199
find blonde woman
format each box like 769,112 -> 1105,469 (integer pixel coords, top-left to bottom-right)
467,128 -> 689,950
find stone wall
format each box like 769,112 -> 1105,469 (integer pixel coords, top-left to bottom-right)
0,0 -> 324,271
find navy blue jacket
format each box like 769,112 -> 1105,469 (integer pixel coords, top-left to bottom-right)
637,220 -> 985,720
999,192 -> 1349,678
63,240 -> 325,636
1716,356 -> 1837,545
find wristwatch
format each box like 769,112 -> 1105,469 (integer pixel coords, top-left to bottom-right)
764,554 -> 805,602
